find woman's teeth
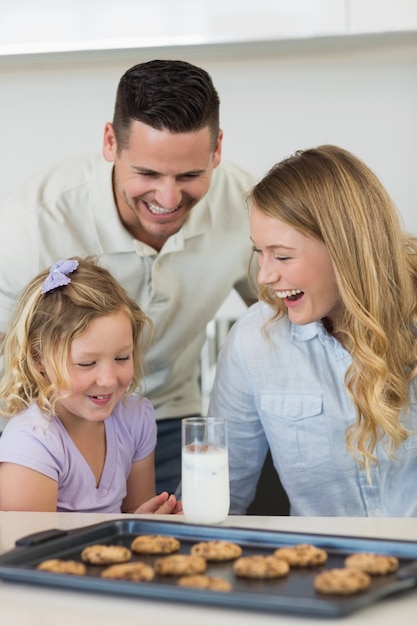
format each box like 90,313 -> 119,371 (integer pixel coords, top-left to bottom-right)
146,202 -> 179,215
275,289 -> 303,299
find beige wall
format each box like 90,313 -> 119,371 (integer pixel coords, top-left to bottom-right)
1,32 -> 417,234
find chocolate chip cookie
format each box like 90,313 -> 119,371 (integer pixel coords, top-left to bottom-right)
273,544 -> 328,567
154,554 -> 207,576
37,559 -> 87,575
131,534 -> 180,555
191,540 -> 242,562
314,567 -> 372,595
233,555 -> 290,579
101,562 -> 155,581
80,544 -> 132,565
344,552 -> 399,575
178,574 -> 232,592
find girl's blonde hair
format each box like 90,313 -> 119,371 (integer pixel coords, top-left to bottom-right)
0,257 -> 152,417
247,145 -> 417,468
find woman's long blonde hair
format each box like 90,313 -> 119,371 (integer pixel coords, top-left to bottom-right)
248,145 -> 417,468
0,257 -> 152,418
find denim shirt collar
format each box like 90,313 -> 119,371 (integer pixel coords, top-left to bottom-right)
290,320 -> 349,360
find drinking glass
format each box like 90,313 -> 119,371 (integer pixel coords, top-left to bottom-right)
181,416 -> 230,524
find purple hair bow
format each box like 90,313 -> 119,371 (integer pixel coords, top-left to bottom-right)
41,259 -> 79,294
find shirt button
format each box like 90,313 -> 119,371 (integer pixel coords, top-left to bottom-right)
374,508 -> 381,516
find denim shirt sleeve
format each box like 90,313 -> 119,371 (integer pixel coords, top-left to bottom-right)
208,320 -> 268,514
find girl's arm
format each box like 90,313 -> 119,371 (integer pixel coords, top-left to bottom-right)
122,452 -> 182,515
0,462 -> 58,511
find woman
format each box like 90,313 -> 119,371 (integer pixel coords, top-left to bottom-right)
208,145 -> 417,516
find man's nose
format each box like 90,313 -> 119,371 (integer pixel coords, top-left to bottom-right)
154,178 -> 182,209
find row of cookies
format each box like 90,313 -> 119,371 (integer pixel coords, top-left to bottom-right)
36,535 -> 400,596
36,539 -> 324,586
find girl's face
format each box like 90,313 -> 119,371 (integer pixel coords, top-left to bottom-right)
250,205 -> 341,326
44,310 -> 134,425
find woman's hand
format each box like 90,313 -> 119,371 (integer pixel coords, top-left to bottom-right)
134,491 -> 183,515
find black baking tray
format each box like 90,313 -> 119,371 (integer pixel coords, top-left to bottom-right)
0,518 -> 417,618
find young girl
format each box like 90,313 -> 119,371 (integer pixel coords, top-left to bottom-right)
0,257 -> 181,514
208,144 -> 417,517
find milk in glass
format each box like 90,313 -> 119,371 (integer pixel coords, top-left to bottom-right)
182,444 -> 229,523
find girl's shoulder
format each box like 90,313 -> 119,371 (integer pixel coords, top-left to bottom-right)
109,395 -> 157,443
0,404 -> 64,462
111,395 -> 156,431
113,394 -> 154,416
2,404 -> 56,434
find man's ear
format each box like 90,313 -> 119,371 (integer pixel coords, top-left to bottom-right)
103,122 -> 118,163
212,129 -> 223,169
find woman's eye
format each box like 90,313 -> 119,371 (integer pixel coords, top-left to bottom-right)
77,362 -> 95,368
251,245 -> 261,254
275,256 -> 290,261
116,356 -> 131,362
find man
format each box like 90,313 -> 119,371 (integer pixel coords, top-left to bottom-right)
0,59 -> 256,494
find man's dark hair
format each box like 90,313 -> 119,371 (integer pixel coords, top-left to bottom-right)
113,59 -> 220,151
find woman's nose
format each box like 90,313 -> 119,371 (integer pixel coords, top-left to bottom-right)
257,258 -> 280,286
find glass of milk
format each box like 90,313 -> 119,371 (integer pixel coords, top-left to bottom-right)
181,416 -> 230,524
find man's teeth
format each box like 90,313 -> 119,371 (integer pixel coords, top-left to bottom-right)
275,289 -> 302,299
147,202 -> 179,215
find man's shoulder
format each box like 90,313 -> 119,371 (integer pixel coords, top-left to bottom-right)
1,154 -> 109,213
203,160 -> 256,221
211,159 -> 256,190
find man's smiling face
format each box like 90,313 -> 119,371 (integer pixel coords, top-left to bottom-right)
103,120 -> 222,251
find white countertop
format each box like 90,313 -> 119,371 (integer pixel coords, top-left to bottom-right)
1,513 -> 416,626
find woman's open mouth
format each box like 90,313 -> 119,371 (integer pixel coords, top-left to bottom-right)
275,289 -> 304,301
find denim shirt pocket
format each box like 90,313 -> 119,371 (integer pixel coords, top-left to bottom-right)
260,392 -> 331,471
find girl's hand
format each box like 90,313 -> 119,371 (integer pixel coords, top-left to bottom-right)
134,492 -> 183,515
